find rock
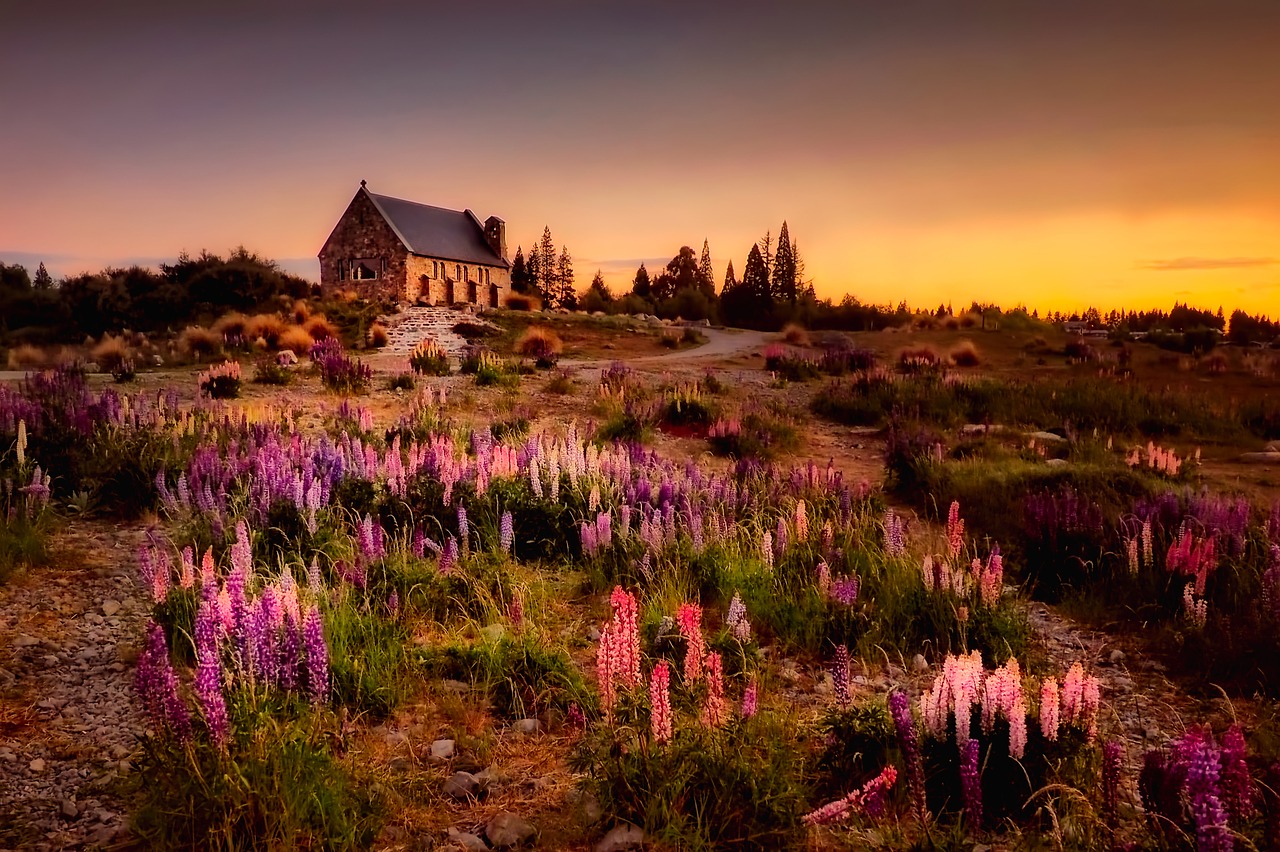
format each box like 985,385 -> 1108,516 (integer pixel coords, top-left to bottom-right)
101,599 -> 122,617
13,634 -> 40,648
431,739 -> 456,761
1239,452 -> 1280,464
960,424 -> 1006,436
442,679 -> 470,694
60,798 -> 79,819
446,827 -> 490,852
443,771 -> 482,801
388,756 -> 412,773
485,812 -> 537,848
1266,440 -> 1280,452
480,624 -> 506,644
813,674 -> 834,697
29,757 -> 46,772
513,718 -> 541,735
1045,458 -> 1069,467
912,653 -> 929,672
567,788 -> 603,825
595,824 -> 645,852
1109,649 -> 1126,666
384,729 -> 408,747
1028,431 -> 1067,443
586,626 -> 602,642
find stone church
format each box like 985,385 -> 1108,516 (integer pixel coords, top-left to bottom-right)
318,181 -> 510,307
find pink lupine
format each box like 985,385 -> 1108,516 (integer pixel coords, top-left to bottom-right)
946,500 -> 965,559
1127,537 -> 1140,575
179,546 -> 195,589
816,560 -> 832,596
596,626 -> 619,723
701,652 -> 727,727
609,586 -> 642,688
1183,583 -> 1208,628
832,645 -> 851,709
802,765 -> 899,825
761,531 -> 774,571
650,660 -> 673,744
201,547 -> 217,588
883,509 -> 906,557
1040,676 -> 1061,742
794,499 -> 808,540
726,592 -> 752,643
677,603 -> 706,683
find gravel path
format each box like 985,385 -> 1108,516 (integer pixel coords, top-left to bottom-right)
0,521 -> 151,850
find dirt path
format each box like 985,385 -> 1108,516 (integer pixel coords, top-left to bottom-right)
563,327 -> 770,368
0,520 -> 152,850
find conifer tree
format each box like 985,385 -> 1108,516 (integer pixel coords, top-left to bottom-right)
758,230 -> 773,279
33,262 -> 53,291
510,247 -> 531,293
721,260 -> 737,295
537,226 -> 557,303
632,263 -> 651,299
555,247 -> 576,309
525,245 -> 541,298
771,221 -> 796,303
697,240 -> 714,297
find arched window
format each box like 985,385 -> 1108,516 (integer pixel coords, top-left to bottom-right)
456,264 -> 462,280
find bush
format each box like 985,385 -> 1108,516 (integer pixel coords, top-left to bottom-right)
303,314 -> 338,341
366,322 -> 389,348
387,372 -> 415,392
212,311 -> 249,346
251,356 -> 293,386
198,361 -> 242,399
949,340 -> 981,367
898,346 -> 941,372
452,320 -> 495,340
545,369 -> 576,395
313,343 -> 371,394
515,326 -> 563,368
503,294 -> 539,311
276,325 -> 315,355
6,344 -> 49,369
781,323 -> 811,346
244,313 -> 286,348
179,326 -> 222,360
408,339 -> 450,376
111,357 -> 137,384
91,334 -> 131,373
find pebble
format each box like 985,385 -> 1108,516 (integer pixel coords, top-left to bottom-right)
485,811 -> 537,848
430,739 -> 456,761
513,718 -> 541,735
443,770 -> 483,800
29,758 -> 46,772
446,827 -> 490,852
60,798 -> 79,818
595,824 -> 645,852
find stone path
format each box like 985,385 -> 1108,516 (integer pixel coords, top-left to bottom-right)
0,521 -> 151,850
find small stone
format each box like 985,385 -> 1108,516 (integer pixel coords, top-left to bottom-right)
385,729 -> 409,747
586,626 -> 602,642
513,718 -> 540,735
595,824 -> 645,852
95,809 -> 116,824
912,653 -> 929,672
60,799 -> 79,819
442,679 -> 470,694
431,739 -> 456,761
446,827 -> 489,852
102,600 -> 122,617
30,757 -> 46,772
485,812 -> 537,848
14,634 -> 39,648
480,624 -> 505,644
388,756 -> 412,773
443,771 -> 482,800
1045,458 -> 1069,467
1109,649 -> 1126,665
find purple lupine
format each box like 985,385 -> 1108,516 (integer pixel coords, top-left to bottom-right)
1220,724 -> 1254,823
277,612 -> 300,692
439,536 -> 458,575
135,621 -> 192,741
830,575 -> 860,606
1102,740 -> 1122,838
500,511 -> 514,555
831,645 -> 851,709
412,526 -> 426,559
961,738 -> 983,828
307,558 -> 323,591
889,689 -> 928,825
1181,728 -> 1232,852
741,680 -> 758,718
193,601 -> 230,747
387,589 -> 400,617
457,504 -> 470,555
301,605 -> 329,705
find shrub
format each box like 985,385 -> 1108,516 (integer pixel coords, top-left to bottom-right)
408,339 -> 450,376
244,313 -> 286,349
179,326 -> 222,360
91,334 -> 131,373
949,340 -> 982,367
898,346 -> 942,373
503,293 -> 539,311
387,372 -> 415,392
276,325 -> 315,355
303,314 -> 338,341
291,299 -> 311,324
781,323 -> 811,346
545,369 -> 576,395
212,311 -> 249,345
313,342 -> 371,394
660,330 -> 681,348
515,326 -> 563,368
111,356 -> 137,384
366,322 -> 389,348
198,361 -> 242,399
251,356 -> 293,386
681,326 -> 704,345
452,320 -> 495,340
763,344 -> 821,381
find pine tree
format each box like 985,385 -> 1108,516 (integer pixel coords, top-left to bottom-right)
742,244 -> 771,309
632,263 -> 651,299
525,245 -> 541,298
771,221 -> 796,303
721,260 -> 737,295
758,231 -> 773,279
510,247 -> 531,293
792,238 -> 812,297
537,226 -> 557,304
555,247 -> 576,310
33,262 -> 53,291
697,240 -> 714,297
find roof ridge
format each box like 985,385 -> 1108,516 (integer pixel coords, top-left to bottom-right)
366,190 -> 468,218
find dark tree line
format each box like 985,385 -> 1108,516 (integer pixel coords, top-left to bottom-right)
0,249 -> 313,343
510,226 -> 576,309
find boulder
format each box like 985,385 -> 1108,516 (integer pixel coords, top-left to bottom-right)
595,825 -> 645,852
446,827 -> 489,851
443,771 -> 483,800
1028,431 -> 1067,443
485,812 -> 537,848
430,739 -> 456,761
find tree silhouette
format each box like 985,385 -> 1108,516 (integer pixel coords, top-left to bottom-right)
631,262 -> 651,299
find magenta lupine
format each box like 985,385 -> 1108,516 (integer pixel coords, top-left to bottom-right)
302,605 -> 329,705
1102,740 -> 1122,837
135,621 -> 192,741
830,575 -> 860,606
387,588 -> 400,617
741,680 -> 758,719
890,689 -> 928,825
1220,724 -> 1254,823
831,645 -> 851,709
507,589 -> 524,628
676,603 -> 705,683
277,612 -> 301,692
567,702 -> 585,728
650,660 -> 673,744
439,536 -> 458,575
193,601 -> 230,747
1181,728 -> 1233,852
500,511 -> 514,554
802,766 -> 899,825
701,652 -> 727,727
961,738 -> 983,828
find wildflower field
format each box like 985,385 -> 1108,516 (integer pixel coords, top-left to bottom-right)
2,320 -> 1280,851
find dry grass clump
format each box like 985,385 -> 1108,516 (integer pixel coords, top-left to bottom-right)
277,326 -> 315,355
244,313 -> 286,348
504,293 -> 540,312
1201,351 -> 1229,375
898,345 -> 942,370
92,334 -> 131,372
948,340 -> 981,367
304,314 -> 338,341
7,344 -> 48,369
912,314 -> 937,331
780,323 -> 811,346
367,322 -> 389,348
291,300 -> 311,324
179,326 -> 222,360
942,315 -> 961,331
213,312 -> 249,341
515,326 -> 563,364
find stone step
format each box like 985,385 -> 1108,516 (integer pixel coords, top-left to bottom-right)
378,306 -> 486,357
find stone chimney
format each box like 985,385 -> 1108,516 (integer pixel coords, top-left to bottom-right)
483,216 -> 507,262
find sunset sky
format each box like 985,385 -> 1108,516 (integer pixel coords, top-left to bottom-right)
3,0 -> 1278,314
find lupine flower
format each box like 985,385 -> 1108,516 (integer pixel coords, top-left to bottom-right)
960,738 -> 983,828
457,504 -> 469,555
500,511 -> 514,554
1040,676 -> 1061,742
193,600 -> 230,747
439,536 -> 458,575
676,602 -> 705,683
609,586 -> 642,688
307,557 -> 323,591
761,531 -> 774,571
726,592 -> 752,642
1061,662 -> 1101,739
701,651 -> 727,727
802,766 -> 899,825
830,575 -> 860,606
816,560 -> 831,596
1180,727 -> 1232,852
884,509 -> 906,557
946,500 -> 965,559
1102,740 -> 1122,836
831,645 -> 851,710
650,660 -> 673,744
1220,724 -> 1254,823
301,605 -> 329,705
889,689 -> 928,825
741,680 -> 758,719
507,589 -> 524,628
135,621 -> 192,741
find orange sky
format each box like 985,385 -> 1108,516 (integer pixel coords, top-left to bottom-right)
2,1 -> 1278,315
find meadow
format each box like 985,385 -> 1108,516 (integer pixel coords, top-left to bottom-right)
1,306 -> 1279,851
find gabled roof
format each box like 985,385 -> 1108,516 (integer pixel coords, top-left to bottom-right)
363,187 -> 509,268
